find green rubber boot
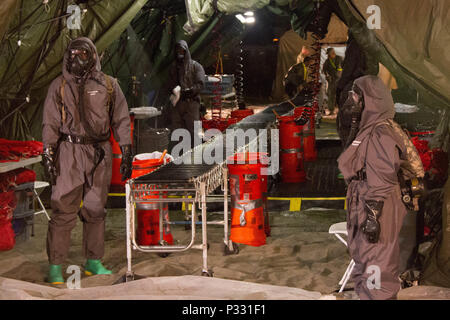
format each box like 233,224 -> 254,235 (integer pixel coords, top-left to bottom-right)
48,264 -> 64,284
84,259 -> 112,276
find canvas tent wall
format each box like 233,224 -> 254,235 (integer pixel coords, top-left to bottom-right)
271,14 -> 347,101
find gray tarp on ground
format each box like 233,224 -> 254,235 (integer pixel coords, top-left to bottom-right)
0,276 -> 324,300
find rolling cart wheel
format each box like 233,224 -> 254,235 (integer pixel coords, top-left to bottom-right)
223,242 -> 239,256
157,240 -> 171,258
202,270 -> 214,277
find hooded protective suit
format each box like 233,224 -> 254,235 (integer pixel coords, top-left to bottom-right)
42,37 -> 131,265
337,75 -> 410,300
168,40 -> 205,147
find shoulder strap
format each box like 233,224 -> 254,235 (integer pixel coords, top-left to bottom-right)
103,74 -> 116,123
60,78 -> 67,124
104,74 -> 114,107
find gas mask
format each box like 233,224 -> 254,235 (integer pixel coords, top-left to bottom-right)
176,46 -> 185,62
67,41 -> 95,78
344,83 -> 365,148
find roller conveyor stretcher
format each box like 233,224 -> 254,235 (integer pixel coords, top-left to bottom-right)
125,93 -> 315,281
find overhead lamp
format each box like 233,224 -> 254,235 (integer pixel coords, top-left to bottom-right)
245,16 -> 255,24
235,13 -> 255,24
235,14 -> 246,24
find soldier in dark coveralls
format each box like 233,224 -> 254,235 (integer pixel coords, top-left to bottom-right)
338,75 -> 413,300
167,40 -> 205,148
42,37 -> 132,284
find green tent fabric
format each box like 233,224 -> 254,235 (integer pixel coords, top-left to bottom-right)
271,15 -> 347,101
184,0 -> 270,34
0,0 -> 148,140
0,0 -> 18,40
338,0 -> 450,108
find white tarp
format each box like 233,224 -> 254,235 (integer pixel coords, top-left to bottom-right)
0,276 -> 325,300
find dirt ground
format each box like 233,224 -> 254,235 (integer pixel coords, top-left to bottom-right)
0,207 -> 351,294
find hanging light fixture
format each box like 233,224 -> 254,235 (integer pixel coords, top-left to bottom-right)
235,11 -> 255,24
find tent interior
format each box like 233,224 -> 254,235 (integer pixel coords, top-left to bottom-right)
0,0 -> 449,300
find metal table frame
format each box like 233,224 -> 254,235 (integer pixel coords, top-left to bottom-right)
125,166 -> 235,281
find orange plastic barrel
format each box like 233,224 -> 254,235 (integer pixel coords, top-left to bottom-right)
227,153 -> 268,247
132,154 -> 173,246
260,173 -> 270,237
295,107 -> 317,162
110,115 -> 134,192
279,115 -> 306,183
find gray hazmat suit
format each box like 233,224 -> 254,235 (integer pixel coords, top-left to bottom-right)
338,75 -> 409,300
42,37 -> 131,265
168,40 -> 205,148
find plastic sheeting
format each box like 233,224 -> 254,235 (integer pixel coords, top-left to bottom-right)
0,276 -> 325,300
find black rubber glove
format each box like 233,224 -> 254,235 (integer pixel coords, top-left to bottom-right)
120,144 -> 133,181
42,146 -> 57,185
181,87 -> 194,99
362,200 -> 383,243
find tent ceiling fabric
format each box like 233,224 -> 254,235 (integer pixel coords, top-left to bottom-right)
318,14 -> 348,44
343,0 -> 450,107
271,15 -> 347,101
0,0 -> 18,40
271,29 -> 315,101
184,0 -> 270,33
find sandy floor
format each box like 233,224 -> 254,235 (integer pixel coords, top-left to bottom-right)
0,207 -> 351,295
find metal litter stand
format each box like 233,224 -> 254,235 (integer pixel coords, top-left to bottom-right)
125,165 -> 236,282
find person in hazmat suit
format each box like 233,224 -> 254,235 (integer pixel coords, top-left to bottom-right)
167,40 -> 205,149
337,75 -> 422,300
42,37 -> 132,284
322,48 -> 343,115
